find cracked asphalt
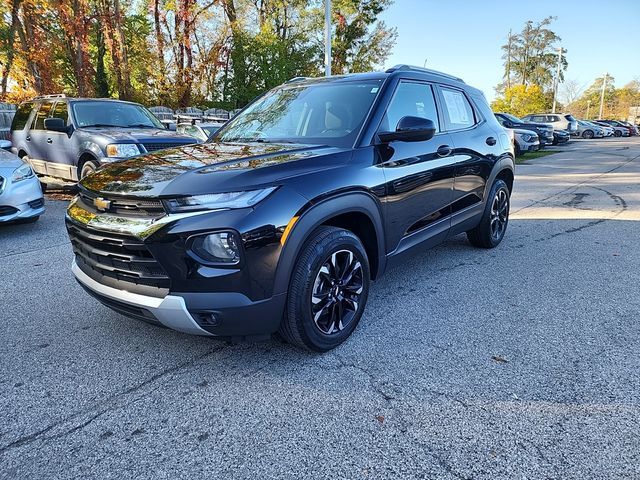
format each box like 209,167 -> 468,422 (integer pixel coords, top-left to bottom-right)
1,138 -> 639,479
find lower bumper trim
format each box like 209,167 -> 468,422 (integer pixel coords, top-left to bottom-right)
72,259 -> 213,336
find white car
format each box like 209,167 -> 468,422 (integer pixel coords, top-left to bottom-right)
176,121 -> 225,142
512,129 -> 540,156
522,113 -> 578,134
0,141 -> 45,223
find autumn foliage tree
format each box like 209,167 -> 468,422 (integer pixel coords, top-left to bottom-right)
0,0 -> 397,107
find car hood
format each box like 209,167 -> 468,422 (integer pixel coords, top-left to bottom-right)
520,121 -> 553,130
80,126 -> 196,143
80,141 -> 350,198
0,149 -> 26,171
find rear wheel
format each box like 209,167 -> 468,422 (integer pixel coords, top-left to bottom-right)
467,179 -> 510,249
614,130 -> 622,137
279,226 -> 370,352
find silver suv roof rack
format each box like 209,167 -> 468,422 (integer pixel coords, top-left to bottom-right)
385,65 -> 464,83
33,94 -> 67,100
285,77 -> 309,84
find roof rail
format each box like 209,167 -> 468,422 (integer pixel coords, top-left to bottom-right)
385,65 -> 464,83
285,76 -> 309,84
33,93 -> 66,100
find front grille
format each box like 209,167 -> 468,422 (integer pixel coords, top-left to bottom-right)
28,198 -> 44,209
68,221 -> 170,297
77,189 -> 165,217
142,142 -> 189,153
0,205 -> 18,217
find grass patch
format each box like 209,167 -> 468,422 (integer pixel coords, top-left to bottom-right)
516,149 -> 560,163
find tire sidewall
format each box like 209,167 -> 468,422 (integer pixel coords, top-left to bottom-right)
484,179 -> 510,248
289,230 -> 370,351
80,160 -> 98,179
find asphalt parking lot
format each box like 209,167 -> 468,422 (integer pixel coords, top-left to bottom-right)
1,138 -> 639,479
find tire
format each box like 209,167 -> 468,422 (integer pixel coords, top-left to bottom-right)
514,141 -> 521,157
79,159 -> 99,179
582,130 -> 594,139
279,226 -> 370,352
467,179 -> 510,249
614,130 -> 622,137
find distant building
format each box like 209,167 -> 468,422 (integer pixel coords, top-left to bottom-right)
629,106 -> 640,125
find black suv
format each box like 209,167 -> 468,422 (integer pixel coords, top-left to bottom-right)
66,66 -> 515,351
494,112 -> 555,146
10,95 -> 196,181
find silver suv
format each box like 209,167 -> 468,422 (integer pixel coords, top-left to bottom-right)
522,113 -> 578,133
10,95 -> 198,182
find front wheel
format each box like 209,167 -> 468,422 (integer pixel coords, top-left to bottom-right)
582,130 -> 594,139
614,130 -> 622,137
279,226 -> 370,352
467,179 -> 510,249
79,159 -> 99,179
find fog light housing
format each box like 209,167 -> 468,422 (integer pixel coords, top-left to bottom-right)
187,231 -> 241,266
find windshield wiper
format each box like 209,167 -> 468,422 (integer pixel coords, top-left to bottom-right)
82,123 -> 122,128
125,124 -> 156,129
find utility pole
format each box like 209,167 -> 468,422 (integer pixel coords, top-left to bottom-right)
599,73 -> 608,119
324,0 -> 331,77
551,46 -> 563,114
506,29 -> 512,90
586,100 -> 591,119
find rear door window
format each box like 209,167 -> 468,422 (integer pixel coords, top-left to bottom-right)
11,102 -> 34,130
440,87 -> 476,130
32,102 -> 53,130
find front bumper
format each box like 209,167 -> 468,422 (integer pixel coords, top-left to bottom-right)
72,259 -> 213,336
0,175 -> 45,222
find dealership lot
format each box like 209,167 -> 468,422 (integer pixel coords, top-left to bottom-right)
1,138 -> 639,479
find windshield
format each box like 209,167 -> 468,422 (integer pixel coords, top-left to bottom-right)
214,79 -> 383,147
72,101 -> 164,129
502,113 -> 522,123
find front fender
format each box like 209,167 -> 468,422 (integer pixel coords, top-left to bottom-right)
272,191 -> 387,296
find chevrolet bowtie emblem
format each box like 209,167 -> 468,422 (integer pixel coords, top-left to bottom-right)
93,197 -> 112,212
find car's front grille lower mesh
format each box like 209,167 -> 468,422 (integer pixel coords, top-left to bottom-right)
142,142 -> 188,153
0,205 -> 18,217
68,222 -> 170,297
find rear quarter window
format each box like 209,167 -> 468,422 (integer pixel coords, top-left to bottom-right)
11,102 -> 34,130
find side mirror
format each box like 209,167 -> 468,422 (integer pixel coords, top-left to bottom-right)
44,117 -> 68,133
504,120 -> 513,128
379,116 -> 436,143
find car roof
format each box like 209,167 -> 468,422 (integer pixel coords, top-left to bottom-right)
285,65 -> 479,94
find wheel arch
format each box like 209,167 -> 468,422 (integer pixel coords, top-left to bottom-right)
273,191 -> 387,296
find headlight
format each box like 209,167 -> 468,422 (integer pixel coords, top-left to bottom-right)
188,231 -> 241,266
165,187 -> 277,213
105,144 -> 142,158
12,163 -> 34,183
521,134 -> 534,142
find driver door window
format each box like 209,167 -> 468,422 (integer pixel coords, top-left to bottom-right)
381,81 -> 439,134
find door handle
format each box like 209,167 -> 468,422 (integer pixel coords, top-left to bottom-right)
486,137 -> 497,146
47,138 -> 53,144
26,135 -> 31,142
436,145 -> 452,157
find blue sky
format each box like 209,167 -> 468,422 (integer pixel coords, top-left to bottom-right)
379,0 -> 640,100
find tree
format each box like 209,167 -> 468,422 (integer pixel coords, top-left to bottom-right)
498,17 -> 566,93
329,0 -> 397,74
491,84 -> 550,117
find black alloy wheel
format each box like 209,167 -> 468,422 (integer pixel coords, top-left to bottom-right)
311,249 -> 364,335
489,187 -> 509,242
467,179 -> 510,249
280,226 -> 370,351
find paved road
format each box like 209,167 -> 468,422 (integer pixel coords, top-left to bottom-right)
1,138 -> 639,479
